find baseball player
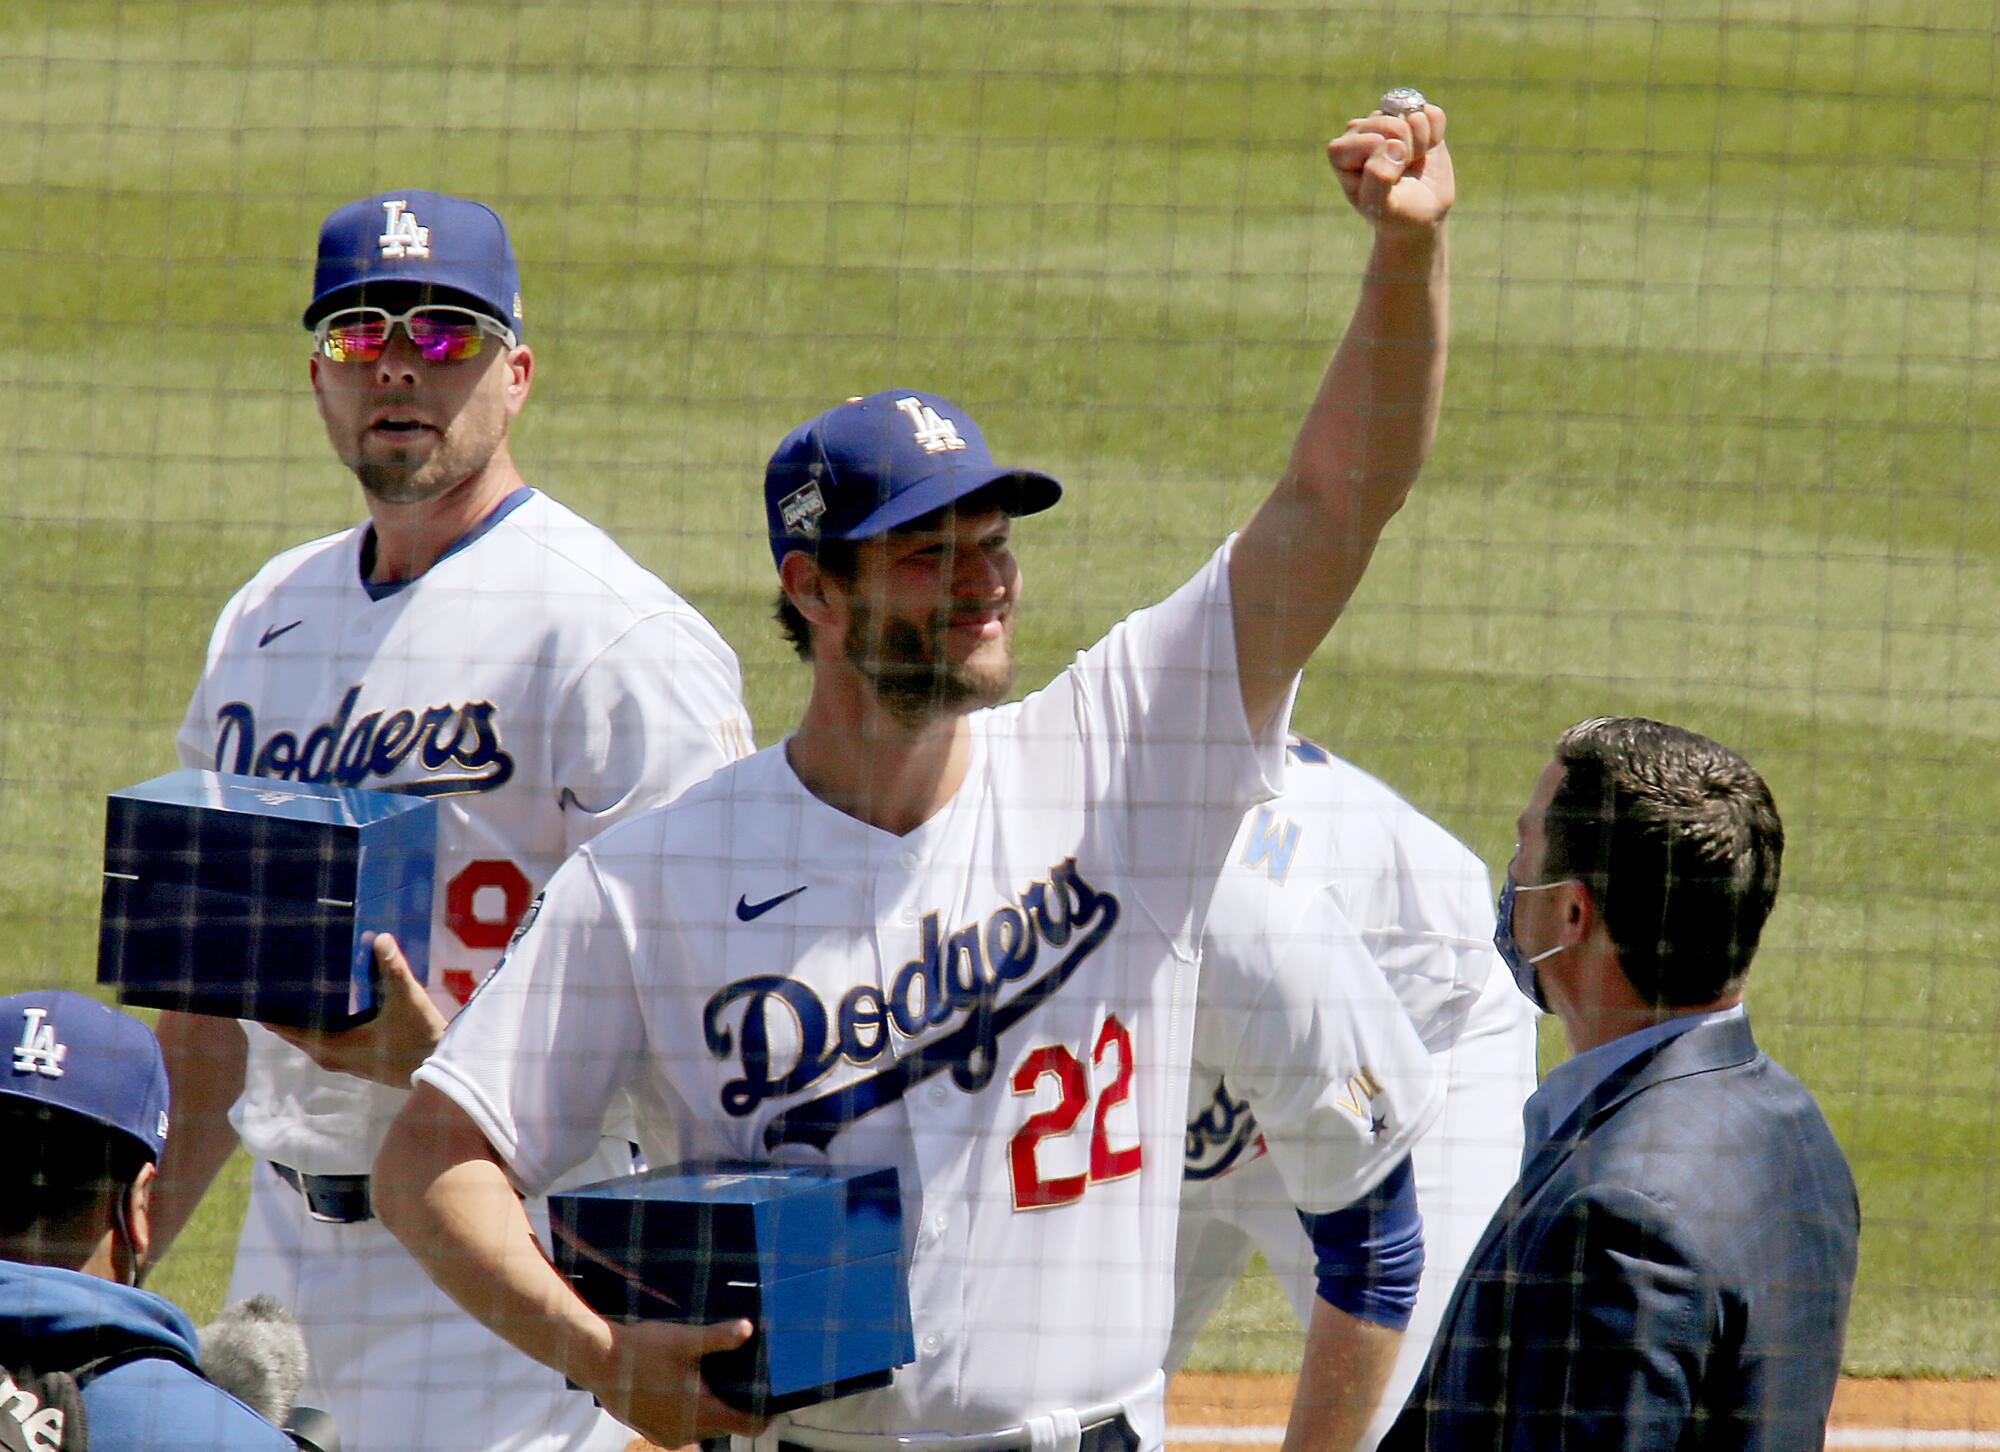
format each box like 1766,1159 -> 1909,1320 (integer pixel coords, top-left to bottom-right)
374,98 -> 1454,1452
1174,739 -> 1539,1450
147,189 -> 754,1452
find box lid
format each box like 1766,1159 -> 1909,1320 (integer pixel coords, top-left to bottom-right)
105,769 -> 434,902
113,769 -> 432,828
553,1160 -> 903,1274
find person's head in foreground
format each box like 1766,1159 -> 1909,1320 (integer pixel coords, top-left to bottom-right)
0,990 -> 171,1286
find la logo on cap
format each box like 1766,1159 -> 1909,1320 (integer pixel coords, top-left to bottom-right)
12,1006 -> 65,1079
895,396 -> 966,455
379,198 -> 431,260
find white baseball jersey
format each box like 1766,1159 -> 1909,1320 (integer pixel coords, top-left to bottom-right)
178,487 -> 752,1452
1172,746 -> 1538,1446
179,486 -> 754,1175
419,542 -> 1398,1446
1187,755 -> 1452,1220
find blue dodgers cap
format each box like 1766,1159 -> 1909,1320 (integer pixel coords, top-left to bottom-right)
764,390 -> 1062,570
303,188 -> 525,335
0,991 -> 169,1164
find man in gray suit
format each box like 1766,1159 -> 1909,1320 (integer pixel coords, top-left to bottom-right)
1381,716 -> 1859,1451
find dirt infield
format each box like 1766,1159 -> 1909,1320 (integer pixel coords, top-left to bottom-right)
1167,1373 -> 2000,1449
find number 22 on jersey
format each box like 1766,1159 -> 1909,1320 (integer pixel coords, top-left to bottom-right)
1007,1014 -> 1143,1211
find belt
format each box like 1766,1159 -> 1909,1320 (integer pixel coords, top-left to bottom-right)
271,1162 -> 374,1224
768,1411 -> 1141,1452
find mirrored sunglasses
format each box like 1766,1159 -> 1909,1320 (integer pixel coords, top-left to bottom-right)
314,304 -> 517,365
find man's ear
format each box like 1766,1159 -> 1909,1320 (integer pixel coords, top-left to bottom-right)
308,353 -> 331,424
1563,879 -> 1599,946
124,1160 -> 156,1271
503,344 -> 534,416
779,550 -> 835,623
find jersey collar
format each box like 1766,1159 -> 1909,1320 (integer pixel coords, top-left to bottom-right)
357,485 -> 536,601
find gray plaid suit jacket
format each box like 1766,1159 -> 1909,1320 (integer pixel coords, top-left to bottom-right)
1380,1012 -> 1859,1452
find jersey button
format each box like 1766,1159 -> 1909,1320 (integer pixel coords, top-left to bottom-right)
929,1084 -> 948,1106
899,851 -> 920,870
931,1212 -> 948,1235
901,907 -> 919,925
921,1333 -> 941,1355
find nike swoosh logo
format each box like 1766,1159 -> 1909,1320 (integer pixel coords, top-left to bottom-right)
259,620 -> 304,648
735,886 -> 808,922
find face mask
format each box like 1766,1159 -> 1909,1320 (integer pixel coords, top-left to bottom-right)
1495,872 -> 1577,1012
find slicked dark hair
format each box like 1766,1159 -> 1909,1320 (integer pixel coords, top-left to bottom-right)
1543,716 -> 1784,1006
773,537 -> 861,661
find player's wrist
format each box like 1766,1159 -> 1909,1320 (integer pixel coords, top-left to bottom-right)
1367,222 -> 1446,267
552,1307 -> 622,1395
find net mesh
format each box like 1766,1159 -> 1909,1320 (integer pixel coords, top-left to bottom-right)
2,0 -> 1994,1431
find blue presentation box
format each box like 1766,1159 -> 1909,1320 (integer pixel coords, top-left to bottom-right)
548,1160 -> 915,1415
96,769 -> 436,1030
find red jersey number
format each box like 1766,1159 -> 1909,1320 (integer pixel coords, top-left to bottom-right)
440,859 -> 533,1004
1007,1015 -> 1143,1212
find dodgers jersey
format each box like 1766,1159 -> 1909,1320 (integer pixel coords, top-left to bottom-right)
1185,742 -> 1508,1206
418,542 -> 1369,1443
178,487 -> 753,1175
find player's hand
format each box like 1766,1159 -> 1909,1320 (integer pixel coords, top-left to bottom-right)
269,934 -> 450,1087
1327,102 -> 1453,236
587,1318 -> 769,1448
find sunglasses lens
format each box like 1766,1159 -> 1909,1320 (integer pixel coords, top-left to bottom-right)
407,309 -> 488,363
321,313 -> 391,363
317,307 -> 502,364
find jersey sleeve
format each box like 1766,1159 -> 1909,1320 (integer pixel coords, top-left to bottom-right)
1193,881 -> 1445,1213
1314,780 -> 1501,1052
551,606 -> 754,855
413,842 -> 650,1194
1047,537 -> 1294,940
176,588 -> 247,769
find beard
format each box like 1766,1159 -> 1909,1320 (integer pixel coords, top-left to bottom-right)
345,405 -> 507,506
845,599 -> 1014,726
354,453 -> 456,504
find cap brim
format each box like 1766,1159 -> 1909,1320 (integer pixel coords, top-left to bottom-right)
830,466 -> 1063,543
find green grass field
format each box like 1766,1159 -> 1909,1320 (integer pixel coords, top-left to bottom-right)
2,0 -> 1994,1378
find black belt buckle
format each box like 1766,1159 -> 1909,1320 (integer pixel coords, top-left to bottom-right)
1078,1414 -> 1141,1452
271,1162 -> 374,1224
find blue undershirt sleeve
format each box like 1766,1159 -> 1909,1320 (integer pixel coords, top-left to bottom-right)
1295,1156 -> 1424,1331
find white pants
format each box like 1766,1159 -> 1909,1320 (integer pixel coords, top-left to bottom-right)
228,1163 -> 634,1452
1168,967 -> 1538,1449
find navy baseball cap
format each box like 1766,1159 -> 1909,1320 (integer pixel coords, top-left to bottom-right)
303,188 -> 525,336
764,390 -> 1063,570
0,991 -> 170,1164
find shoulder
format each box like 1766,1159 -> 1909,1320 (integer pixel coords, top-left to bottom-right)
1577,1037 -> 1846,1204
482,493 -> 740,661
582,745 -> 785,862
217,527 -> 359,614
1285,741 -> 1483,868
496,492 -> 670,602
84,1356 -> 295,1451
